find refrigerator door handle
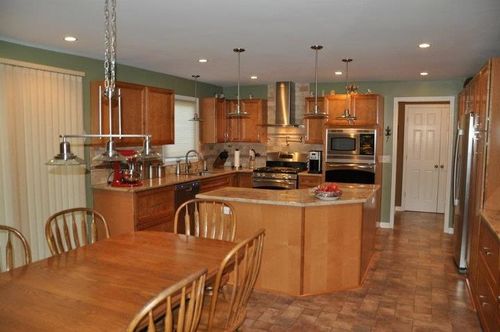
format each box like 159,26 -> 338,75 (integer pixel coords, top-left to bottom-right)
453,127 -> 463,206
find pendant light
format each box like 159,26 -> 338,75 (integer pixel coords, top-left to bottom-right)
47,0 -> 160,166
336,58 -> 358,124
189,74 -> 203,122
304,45 -> 328,119
227,48 -> 249,118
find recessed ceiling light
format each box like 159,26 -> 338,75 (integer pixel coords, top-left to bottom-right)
420,72 -> 429,76
250,75 -> 258,80
334,71 -> 342,76
198,58 -> 208,63
418,43 -> 431,49
64,36 -> 77,42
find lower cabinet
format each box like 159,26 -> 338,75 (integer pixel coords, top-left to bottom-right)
200,174 -> 237,193
93,185 -> 175,236
237,172 -> 253,188
92,172 -> 248,236
298,174 -> 322,188
470,214 -> 499,332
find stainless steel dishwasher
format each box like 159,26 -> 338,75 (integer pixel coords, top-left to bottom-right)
174,181 -> 200,234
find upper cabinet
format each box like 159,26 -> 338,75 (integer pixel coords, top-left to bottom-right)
200,98 -> 267,143
304,97 -> 327,144
144,86 -> 175,145
90,81 -> 174,146
325,94 -> 383,127
200,97 -> 229,144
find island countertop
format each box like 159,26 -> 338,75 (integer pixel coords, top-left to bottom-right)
196,184 -> 379,207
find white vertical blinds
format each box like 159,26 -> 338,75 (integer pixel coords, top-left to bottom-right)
162,97 -> 199,159
0,60 -> 85,261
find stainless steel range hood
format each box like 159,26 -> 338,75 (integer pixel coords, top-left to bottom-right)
265,81 -> 301,127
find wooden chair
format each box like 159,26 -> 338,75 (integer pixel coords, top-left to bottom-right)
0,225 -> 32,272
127,268 -> 208,332
174,199 -> 237,242
203,229 -> 265,332
45,207 -> 110,255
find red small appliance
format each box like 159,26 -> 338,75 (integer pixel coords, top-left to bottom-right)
110,150 -> 143,187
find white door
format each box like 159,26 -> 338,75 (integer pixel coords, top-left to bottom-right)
403,104 -> 450,212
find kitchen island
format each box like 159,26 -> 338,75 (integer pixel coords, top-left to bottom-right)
197,184 -> 379,296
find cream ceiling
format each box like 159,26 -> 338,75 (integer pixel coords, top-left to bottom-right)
1,0 -> 500,86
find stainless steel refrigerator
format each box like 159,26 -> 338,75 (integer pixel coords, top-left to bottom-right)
452,112 -> 477,271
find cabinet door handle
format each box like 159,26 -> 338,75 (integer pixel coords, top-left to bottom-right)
483,247 -> 493,256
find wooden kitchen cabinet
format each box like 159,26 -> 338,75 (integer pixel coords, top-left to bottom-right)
200,174 -> 237,193
298,173 -> 322,188
226,99 -> 267,143
91,81 -> 174,146
304,97 -> 327,144
90,81 -> 145,146
144,86 -> 175,145
93,185 -> 175,236
237,172 -> 253,188
325,94 -> 383,127
200,97 -> 229,143
472,215 -> 499,332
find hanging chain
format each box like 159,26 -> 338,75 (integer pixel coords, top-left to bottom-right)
104,0 -> 117,99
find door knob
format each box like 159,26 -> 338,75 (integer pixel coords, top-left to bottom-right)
440,165 -> 444,169
434,165 -> 438,168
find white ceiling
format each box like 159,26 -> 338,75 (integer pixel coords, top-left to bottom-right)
1,0 -> 500,86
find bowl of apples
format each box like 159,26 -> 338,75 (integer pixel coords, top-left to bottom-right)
313,182 -> 343,201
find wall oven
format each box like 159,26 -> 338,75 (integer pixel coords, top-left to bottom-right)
325,128 -> 376,184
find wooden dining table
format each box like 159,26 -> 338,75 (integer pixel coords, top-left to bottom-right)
0,231 -> 236,331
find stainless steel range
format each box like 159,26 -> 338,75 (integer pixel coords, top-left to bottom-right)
252,152 -> 308,189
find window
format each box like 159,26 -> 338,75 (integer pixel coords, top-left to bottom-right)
162,96 -> 199,160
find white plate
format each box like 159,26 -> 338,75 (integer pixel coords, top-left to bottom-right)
314,194 -> 340,201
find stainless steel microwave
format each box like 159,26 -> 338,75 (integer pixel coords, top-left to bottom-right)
326,128 -> 376,163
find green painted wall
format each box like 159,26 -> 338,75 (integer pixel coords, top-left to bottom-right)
223,85 -> 268,100
0,40 -> 222,206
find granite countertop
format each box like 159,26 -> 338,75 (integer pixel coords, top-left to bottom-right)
196,184 -> 379,207
481,208 -> 500,240
92,167 -> 253,192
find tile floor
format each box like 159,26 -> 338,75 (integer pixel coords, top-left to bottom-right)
241,211 -> 482,331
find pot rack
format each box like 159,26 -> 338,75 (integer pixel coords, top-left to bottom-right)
47,0 -> 160,166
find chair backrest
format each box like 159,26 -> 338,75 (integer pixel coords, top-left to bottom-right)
0,225 -> 32,272
207,228 -> 265,331
174,199 -> 236,242
45,208 -> 110,255
127,268 -> 207,332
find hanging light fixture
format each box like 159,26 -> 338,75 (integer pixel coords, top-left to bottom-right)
336,58 -> 358,124
227,48 -> 249,118
304,45 -> 328,119
189,74 -> 203,122
47,0 -> 160,166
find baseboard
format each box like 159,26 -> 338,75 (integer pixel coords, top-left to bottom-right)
445,227 -> 454,234
395,206 -> 404,211
378,222 -> 393,229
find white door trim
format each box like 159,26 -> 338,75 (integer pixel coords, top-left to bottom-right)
389,96 -> 456,233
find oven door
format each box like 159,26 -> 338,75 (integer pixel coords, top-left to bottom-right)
325,163 -> 375,184
252,177 -> 296,190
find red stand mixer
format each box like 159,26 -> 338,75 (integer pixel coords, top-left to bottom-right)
110,150 -> 143,187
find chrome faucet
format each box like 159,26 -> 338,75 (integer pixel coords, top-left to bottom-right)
185,149 -> 201,174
